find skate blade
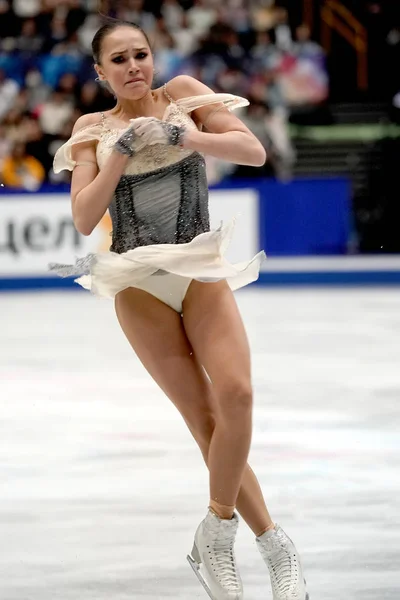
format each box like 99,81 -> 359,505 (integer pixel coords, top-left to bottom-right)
187,554 -> 215,600
304,578 -> 310,600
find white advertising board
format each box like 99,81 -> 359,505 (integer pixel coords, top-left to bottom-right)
0,190 -> 259,278
208,189 -> 259,263
0,195 -> 104,277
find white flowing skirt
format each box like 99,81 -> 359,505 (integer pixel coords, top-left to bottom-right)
52,221 -> 266,298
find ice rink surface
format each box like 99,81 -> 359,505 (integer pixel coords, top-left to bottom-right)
1,286 -> 399,600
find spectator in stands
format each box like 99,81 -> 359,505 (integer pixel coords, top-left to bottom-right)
116,0 -> 157,35
24,69 -> 51,112
154,29 -> 186,82
0,69 -> 20,121
13,0 -> 41,19
293,23 -> 325,61
161,0 -> 185,33
248,29 -> 281,83
77,11 -> 103,55
1,0 -> 334,185
77,79 -> 114,115
249,1 -> 275,33
0,123 -> 12,169
2,106 -> 25,142
0,0 -> 19,39
57,72 -> 81,105
65,0 -> 88,37
1,138 -> 45,191
283,24 -> 328,109
22,114 -> 53,178
186,0 -> 218,38
220,0 -> 251,34
273,7 -> 292,51
14,18 -> 45,64
171,12 -> 199,57
37,88 -> 74,136
42,13 -> 68,54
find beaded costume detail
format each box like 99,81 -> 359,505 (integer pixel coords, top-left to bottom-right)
109,153 -> 209,254
53,88 -> 249,175
50,88 -> 266,298
94,104 -> 196,174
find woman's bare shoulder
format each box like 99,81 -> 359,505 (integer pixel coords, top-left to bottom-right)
164,75 -> 215,100
72,112 -> 104,134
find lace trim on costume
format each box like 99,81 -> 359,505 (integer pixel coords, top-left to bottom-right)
49,253 -> 96,277
100,111 -> 111,131
163,82 -> 175,103
53,92 -> 249,174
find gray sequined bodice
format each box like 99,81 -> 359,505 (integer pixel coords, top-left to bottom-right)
109,152 -> 210,254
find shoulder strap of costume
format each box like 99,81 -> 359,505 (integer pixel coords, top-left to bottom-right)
163,83 -> 175,103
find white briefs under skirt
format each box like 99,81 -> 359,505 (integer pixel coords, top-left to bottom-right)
127,272 -> 196,313
57,221 -> 266,313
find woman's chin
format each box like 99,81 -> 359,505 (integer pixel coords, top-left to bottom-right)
118,85 -> 151,100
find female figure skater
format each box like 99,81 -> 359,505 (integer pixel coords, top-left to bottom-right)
51,18 -> 309,600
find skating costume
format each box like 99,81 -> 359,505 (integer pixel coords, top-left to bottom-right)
50,86 -> 265,311
51,87 -> 309,600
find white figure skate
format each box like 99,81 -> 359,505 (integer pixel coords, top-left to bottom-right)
256,525 -> 309,600
187,510 -> 243,600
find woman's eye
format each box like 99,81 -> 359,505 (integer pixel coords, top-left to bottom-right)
136,52 -> 147,60
112,56 -> 125,63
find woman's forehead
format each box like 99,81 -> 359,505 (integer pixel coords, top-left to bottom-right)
102,27 -> 149,54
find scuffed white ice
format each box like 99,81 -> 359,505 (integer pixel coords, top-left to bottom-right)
1,287 -> 399,599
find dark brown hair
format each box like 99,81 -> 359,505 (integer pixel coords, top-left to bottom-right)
92,17 -> 151,65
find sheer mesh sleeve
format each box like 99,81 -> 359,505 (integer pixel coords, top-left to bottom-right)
53,123 -> 104,173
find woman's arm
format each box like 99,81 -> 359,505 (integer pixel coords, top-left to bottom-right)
168,75 -> 267,167
70,114 -> 130,236
181,128 -> 266,167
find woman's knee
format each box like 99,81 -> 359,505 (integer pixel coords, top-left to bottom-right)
216,380 -> 253,419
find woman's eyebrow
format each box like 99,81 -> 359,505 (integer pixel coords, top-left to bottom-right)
110,47 -> 147,56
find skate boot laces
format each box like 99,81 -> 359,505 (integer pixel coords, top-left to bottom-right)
258,527 -> 303,598
206,520 -> 241,591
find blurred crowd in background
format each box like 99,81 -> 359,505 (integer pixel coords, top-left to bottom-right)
0,0 -> 399,191
0,0 -> 330,189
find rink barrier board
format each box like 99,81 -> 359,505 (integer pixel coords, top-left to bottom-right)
2,263 -> 400,292
1,180 -> 400,288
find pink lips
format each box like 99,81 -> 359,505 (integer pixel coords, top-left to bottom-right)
126,78 -> 143,84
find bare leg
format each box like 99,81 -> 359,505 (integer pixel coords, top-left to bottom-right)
198,436 -> 274,535
115,285 -> 272,534
235,465 -> 274,535
182,280 -> 254,515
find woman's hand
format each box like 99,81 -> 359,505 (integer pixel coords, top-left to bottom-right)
129,117 -> 187,147
114,124 -> 138,157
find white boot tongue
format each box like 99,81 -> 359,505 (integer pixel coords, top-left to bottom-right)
258,524 -> 278,540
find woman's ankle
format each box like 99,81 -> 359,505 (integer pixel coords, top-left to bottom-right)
209,500 -> 235,520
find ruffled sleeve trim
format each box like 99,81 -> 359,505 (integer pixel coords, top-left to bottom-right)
53,123 -> 104,173
174,93 -> 249,113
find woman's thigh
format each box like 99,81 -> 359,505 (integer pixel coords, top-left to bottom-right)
115,286 -> 216,439
182,280 -> 252,402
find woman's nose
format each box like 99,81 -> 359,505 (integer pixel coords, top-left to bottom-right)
128,59 -> 140,73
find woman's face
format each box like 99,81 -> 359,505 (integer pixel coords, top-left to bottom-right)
96,27 -> 154,100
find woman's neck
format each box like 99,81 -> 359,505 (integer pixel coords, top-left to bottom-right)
112,89 -> 159,121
